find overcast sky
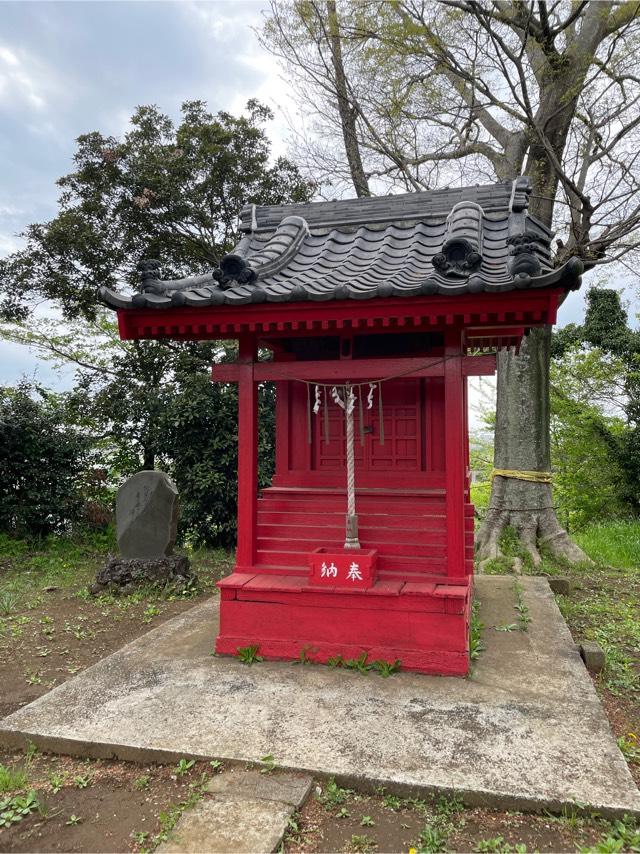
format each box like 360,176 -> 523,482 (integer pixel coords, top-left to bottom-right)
0,0 -> 637,392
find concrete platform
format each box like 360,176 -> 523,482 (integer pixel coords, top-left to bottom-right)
0,577 -> 638,818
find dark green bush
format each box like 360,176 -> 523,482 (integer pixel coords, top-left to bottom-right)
0,383 -> 90,537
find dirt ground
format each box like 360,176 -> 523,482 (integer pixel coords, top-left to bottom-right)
0,589 -> 212,720
285,790 -> 610,854
0,751 -> 215,854
0,559 -> 638,852
0,550 -> 232,854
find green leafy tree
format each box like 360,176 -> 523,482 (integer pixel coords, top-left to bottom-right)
550,347 -> 629,529
0,101 -> 311,544
0,383 -> 90,537
1,99 -> 310,320
553,288 -> 640,516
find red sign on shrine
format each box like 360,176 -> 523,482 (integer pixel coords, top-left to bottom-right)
309,547 -> 378,590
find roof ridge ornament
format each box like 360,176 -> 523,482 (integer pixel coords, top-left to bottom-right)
432,201 -> 483,276
509,176 -> 532,212
507,231 -> 542,279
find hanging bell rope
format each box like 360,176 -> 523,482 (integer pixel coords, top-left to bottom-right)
329,384 -> 360,549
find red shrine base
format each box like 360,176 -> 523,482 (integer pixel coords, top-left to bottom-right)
215,573 -> 472,676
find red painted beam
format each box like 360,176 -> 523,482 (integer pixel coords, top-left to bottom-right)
116,290 -> 564,341
211,354 -> 495,383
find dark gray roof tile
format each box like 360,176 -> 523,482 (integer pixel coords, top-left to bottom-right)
98,177 -> 585,311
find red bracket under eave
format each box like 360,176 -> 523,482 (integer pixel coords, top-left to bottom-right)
114,289 -> 565,342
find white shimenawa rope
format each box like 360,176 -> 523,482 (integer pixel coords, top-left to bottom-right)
343,385 -> 359,550
329,385 -> 360,549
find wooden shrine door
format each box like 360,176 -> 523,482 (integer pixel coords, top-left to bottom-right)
311,378 -> 444,488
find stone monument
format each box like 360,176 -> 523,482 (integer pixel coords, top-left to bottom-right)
90,471 -> 194,595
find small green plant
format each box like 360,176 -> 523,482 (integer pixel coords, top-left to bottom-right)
475,836 -> 509,853
0,592 -> 19,617
209,759 -> 223,772
417,823 -> 448,853
285,813 -> 304,845
327,655 -> 344,667
0,764 -> 28,793
360,815 -> 375,827
318,777 -> 353,809
617,734 -> 640,765
470,599 -> 485,661
579,815 -> 640,853
513,580 -> 531,631
294,645 -> 318,665
350,833 -> 375,852
73,773 -> 91,789
66,813 -> 82,826
260,753 -> 277,774
372,659 -> 401,677
0,791 -> 39,827
142,604 -> 160,624
336,806 -> 350,818
132,829 -> 149,844
344,651 -> 373,673
151,788 -> 204,847
435,794 -> 464,818
25,669 -> 42,685
175,758 -> 195,777
236,644 -> 263,664
382,792 -> 403,810
494,623 -> 518,632
134,774 -> 151,790
47,770 -> 67,794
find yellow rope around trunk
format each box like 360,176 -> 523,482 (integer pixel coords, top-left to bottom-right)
491,469 -> 553,483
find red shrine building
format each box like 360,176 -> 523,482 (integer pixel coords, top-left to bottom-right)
100,177 -> 583,676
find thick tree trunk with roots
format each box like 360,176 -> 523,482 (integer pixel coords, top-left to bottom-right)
476,326 -> 590,569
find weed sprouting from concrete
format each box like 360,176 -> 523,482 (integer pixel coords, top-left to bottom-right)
470,599 -> 485,662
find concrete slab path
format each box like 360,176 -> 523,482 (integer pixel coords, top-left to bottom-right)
0,577 -> 638,818
157,769 -> 313,853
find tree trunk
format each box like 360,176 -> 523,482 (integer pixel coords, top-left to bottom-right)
326,0 -> 370,198
476,326 -> 590,568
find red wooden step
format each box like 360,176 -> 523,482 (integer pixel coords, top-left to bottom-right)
256,538 -> 448,558
256,525 -> 448,545
257,497 -> 446,513
256,510 -> 447,528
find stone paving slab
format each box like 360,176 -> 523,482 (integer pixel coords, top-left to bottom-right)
157,768 -> 313,853
157,794 -> 294,854
205,767 -> 313,808
0,577 -> 638,818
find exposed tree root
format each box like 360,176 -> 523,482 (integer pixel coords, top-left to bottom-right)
476,505 -> 591,572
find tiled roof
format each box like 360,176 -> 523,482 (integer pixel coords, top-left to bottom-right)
98,177 -> 583,311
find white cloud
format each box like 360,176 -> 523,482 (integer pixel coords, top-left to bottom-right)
178,1 -> 294,157
0,40 -> 73,113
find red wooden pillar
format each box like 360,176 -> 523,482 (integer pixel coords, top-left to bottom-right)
444,332 -> 466,578
236,336 -> 258,571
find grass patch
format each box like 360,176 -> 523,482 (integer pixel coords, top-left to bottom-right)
0,764 -> 28,793
0,531 -> 116,609
573,520 -> 640,570
0,532 -> 230,616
